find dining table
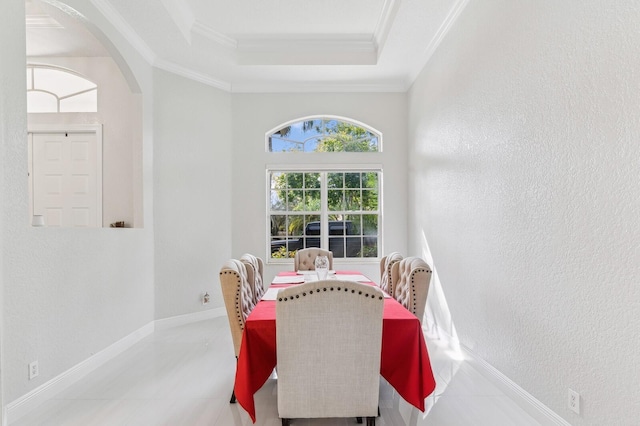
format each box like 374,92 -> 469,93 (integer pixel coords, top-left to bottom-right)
233,270 -> 436,422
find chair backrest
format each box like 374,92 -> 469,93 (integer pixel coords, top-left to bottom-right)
379,251 -> 403,296
276,280 -> 384,420
219,259 -> 255,356
391,257 -> 432,324
293,248 -> 334,271
240,253 -> 265,305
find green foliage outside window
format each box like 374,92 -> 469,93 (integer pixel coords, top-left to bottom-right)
269,117 -> 380,153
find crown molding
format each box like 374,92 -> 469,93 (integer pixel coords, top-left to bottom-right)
407,0 -> 470,85
89,0 -> 157,64
159,0 -> 195,44
192,20 -> 238,50
154,59 -> 232,92
231,80 -> 406,94
372,0 -> 400,55
83,0 -> 454,95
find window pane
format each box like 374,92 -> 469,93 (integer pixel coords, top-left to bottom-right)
287,190 -> 304,211
328,190 -> 344,211
324,119 -> 338,132
271,171 -> 284,189
363,215 -> 378,235
363,172 -> 378,188
303,215 -> 321,249
345,237 -> 361,258
345,215 -> 362,234
328,236 -> 345,257
304,172 -> 320,189
269,136 -> 301,152
362,189 -> 378,211
268,117 -> 380,152
363,238 -> 378,257
59,90 -> 97,113
27,91 -> 57,113
286,173 -> 304,189
270,190 -> 285,211
304,190 -> 320,210
33,67 -> 96,98
344,173 -> 361,188
270,215 -> 286,236
345,190 -> 361,211
288,215 -> 304,236
327,172 -> 343,188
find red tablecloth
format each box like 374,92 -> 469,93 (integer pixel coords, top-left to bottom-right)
234,271 -> 436,422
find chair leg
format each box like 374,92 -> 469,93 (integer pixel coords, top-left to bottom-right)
356,417 -> 363,423
366,416 -> 376,426
281,418 -> 291,426
230,356 -> 238,403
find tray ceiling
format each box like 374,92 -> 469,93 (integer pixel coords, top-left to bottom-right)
26,0 -> 470,92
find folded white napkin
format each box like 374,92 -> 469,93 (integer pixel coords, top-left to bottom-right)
296,270 -> 336,275
333,274 -> 371,282
271,275 -> 305,284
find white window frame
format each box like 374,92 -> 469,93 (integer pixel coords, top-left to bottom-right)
27,64 -> 98,113
266,163 -> 383,264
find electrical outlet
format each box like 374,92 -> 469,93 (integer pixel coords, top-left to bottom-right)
568,388 -> 580,414
29,361 -> 39,380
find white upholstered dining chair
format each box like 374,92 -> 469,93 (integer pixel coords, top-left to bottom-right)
379,251 -> 403,296
293,247 -> 333,271
240,253 -> 265,305
276,280 -> 384,426
391,257 -> 432,324
219,259 -> 255,403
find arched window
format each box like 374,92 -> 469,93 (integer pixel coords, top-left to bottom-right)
267,116 -> 382,262
27,65 -> 97,113
267,116 -> 381,152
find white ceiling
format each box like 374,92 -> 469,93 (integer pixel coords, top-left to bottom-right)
26,0 -> 469,92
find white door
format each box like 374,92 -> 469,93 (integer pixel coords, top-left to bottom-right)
30,130 -> 102,227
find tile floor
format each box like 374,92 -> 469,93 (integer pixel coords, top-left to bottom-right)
12,317 -> 543,425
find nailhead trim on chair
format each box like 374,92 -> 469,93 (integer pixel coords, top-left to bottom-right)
278,286 -> 384,302
220,269 -> 248,331
409,267 -> 430,315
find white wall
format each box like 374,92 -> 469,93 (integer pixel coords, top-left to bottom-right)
407,0 -> 640,424
153,69 -> 233,319
1,0 -> 155,406
231,93 -> 408,284
27,56 -> 142,228
0,1 -> 26,421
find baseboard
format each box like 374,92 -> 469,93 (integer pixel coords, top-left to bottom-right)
431,324 -> 570,426
5,307 -> 226,425
154,307 -> 226,330
5,321 -> 155,424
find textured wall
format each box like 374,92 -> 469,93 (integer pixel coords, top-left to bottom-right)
153,69 -> 233,319
0,0 -> 27,418
408,0 -> 640,424
1,0 -> 155,405
231,93 -> 408,284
